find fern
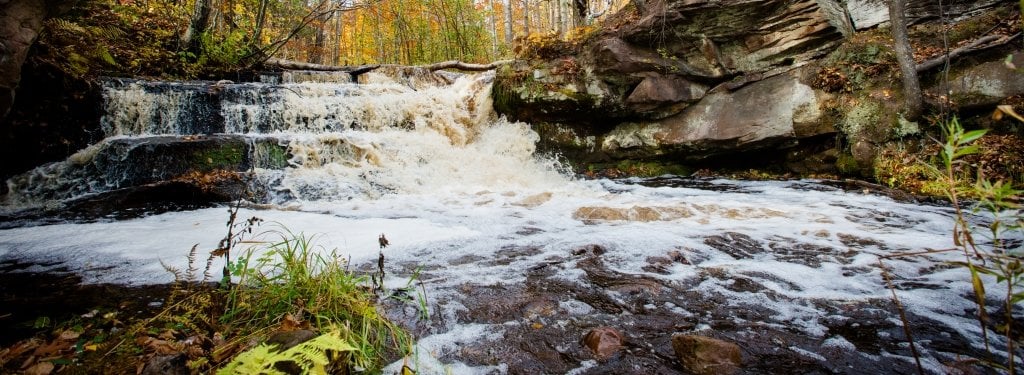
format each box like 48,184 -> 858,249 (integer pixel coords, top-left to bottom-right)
217,330 -> 357,375
86,24 -> 125,40
46,18 -> 88,35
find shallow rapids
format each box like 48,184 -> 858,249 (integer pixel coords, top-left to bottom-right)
0,70 -> 1018,373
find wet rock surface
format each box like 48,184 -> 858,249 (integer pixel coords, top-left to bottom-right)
0,177 -> 1009,374
378,223 -> 996,374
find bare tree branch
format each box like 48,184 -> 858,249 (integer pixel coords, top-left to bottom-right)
244,0 -> 387,67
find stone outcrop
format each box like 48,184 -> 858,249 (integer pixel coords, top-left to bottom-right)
495,0 -> 848,165
602,70 -> 832,159
494,0 -> 1016,173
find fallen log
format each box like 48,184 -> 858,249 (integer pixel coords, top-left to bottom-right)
264,57 -> 511,73
916,33 -> 1020,73
264,57 -> 347,71
420,60 -> 513,71
260,57 -> 380,76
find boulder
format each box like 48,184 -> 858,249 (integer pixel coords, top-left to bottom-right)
938,52 -> 1024,110
600,69 -> 834,160
140,354 -> 190,375
1,0 -> 46,119
266,329 -> 318,350
671,334 -> 743,375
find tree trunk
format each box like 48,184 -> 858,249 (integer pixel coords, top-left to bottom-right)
252,0 -> 269,46
421,59 -> 512,71
504,0 -> 514,42
182,0 -> 214,53
573,0 -> 587,26
555,0 -> 563,35
489,0 -> 498,56
310,1 -> 331,64
889,0 -> 922,120
522,0 -> 530,36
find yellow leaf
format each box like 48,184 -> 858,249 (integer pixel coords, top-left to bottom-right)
84,344 -> 98,352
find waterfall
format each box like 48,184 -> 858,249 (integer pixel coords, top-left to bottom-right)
2,69 -> 569,210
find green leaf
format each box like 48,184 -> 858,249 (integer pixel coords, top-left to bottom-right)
96,45 -> 117,67
953,145 -> 981,159
960,129 -> 988,145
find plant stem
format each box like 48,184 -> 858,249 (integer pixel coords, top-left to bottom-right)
878,258 -> 925,374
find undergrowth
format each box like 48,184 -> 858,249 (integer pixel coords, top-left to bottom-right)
881,117 -> 1024,373
220,226 -> 413,371
1,215 -> 421,374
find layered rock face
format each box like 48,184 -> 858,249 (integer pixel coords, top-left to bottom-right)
494,0 -> 1016,171
0,0 -> 48,119
0,0 -> 71,119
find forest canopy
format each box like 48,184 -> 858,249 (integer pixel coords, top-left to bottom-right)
38,0 -> 628,78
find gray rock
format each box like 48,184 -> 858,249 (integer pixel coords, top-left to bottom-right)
939,52 -> 1024,109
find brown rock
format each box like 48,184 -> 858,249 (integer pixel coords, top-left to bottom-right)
583,327 -> 624,360
671,334 -> 742,375
626,76 -> 708,113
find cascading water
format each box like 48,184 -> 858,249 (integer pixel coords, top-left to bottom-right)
0,70 -> 1019,373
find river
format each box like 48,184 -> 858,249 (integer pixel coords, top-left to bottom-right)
0,70 -> 1015,373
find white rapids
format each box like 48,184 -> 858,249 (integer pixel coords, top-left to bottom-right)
0,70 -> 1018,373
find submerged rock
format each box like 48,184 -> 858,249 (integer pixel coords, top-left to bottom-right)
671,334 -> 743,375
